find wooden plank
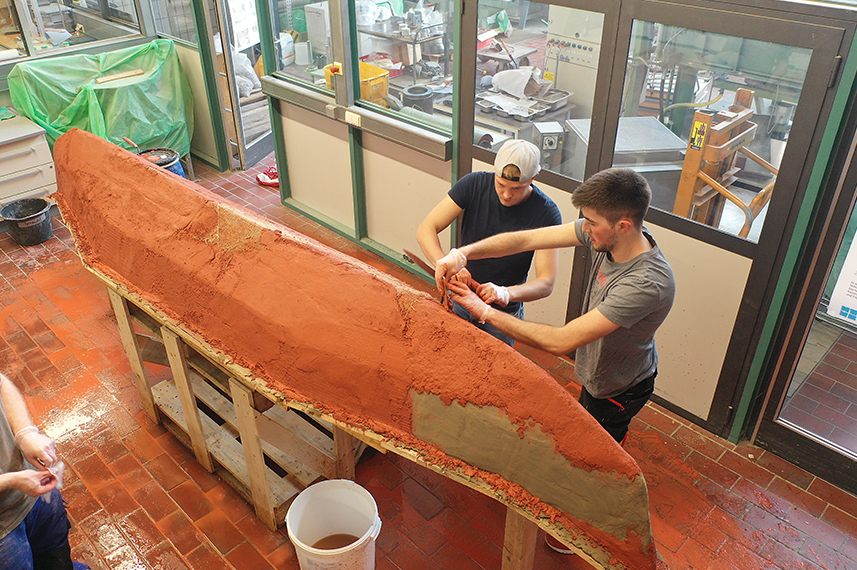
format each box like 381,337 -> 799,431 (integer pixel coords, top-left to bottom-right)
189,372 -> 328,486
151,381 -> 299,507
502,508 -> 538,570
162,327 -> 214,472
137,334 -> 169,367
262,405 -> 335,474
230,378 -> 276,530
96,69 -> 144,84
334,427 -> 357,480
108,289 -> 158,422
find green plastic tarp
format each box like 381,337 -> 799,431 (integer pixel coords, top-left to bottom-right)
7,39 -> 194,157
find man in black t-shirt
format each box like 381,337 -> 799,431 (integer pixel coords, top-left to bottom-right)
416,140 -> 562,345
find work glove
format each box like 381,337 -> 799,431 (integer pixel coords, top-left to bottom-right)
434,248 -> 467,291
15,426 -> 57,470
448,281 -> 490,323
13,468 -> 59,498
477,282 -> 510,307
450,267 -> 473,286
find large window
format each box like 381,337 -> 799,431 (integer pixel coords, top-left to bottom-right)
472,3 -> 603,176
618,21 -> 811,243
0,0 -> 140,61
270,0 -> 454,132
151,0 -> 195,43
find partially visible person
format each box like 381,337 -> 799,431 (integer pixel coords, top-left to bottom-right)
416,139 -> 562,345
0,372 -> 88,570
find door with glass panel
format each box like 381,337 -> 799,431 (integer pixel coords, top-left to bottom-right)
471,1 -> 608,180
211,0 -> 273,168
756,157 -> 857,495
464,0 -> 846,436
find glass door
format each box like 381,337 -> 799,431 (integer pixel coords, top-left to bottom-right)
213,0 -> 273,168
756,164 -> 857,495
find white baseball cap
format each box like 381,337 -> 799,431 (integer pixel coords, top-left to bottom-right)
494,139 -> 541,182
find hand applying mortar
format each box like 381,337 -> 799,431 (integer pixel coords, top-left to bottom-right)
447,280 -> 491,324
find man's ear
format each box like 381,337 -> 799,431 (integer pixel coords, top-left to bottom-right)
617,218 -> 634,233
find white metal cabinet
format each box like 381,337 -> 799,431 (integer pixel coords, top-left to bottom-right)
0,116 -> 56,207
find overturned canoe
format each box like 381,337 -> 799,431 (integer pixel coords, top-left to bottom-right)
54,128 -> 659,570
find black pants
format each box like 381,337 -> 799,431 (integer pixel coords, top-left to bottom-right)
578,371 -> 656,444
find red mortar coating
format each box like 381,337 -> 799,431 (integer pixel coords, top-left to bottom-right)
54,129 -> 658,570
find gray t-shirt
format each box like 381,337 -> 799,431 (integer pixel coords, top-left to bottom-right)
574,219 -> 675,399
0,393 -> 37,540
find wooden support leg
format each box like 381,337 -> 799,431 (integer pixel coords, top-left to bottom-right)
107,289 -> 158,423
502,507 -> 537,570
230,378 -> 276,530
161,327 -> 214,473
334,427 -> 357,480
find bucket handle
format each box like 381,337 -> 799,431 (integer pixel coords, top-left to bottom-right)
370,516 -> 382,541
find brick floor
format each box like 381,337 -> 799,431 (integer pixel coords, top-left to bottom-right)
0,155 -> 854,569
781,330 -> 857,454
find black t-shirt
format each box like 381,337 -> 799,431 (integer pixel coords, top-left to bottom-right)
449,171 -> 562,313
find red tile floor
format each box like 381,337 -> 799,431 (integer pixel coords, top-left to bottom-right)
781,329 -> 857,454
0,155 -> 855,570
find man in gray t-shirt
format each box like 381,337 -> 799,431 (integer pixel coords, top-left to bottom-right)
439,168 -> 676,445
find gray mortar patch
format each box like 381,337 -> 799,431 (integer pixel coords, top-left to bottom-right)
410,390 -> 651,545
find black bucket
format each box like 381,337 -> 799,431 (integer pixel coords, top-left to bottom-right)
139,148 -> 186,178
1,198 -> 53,246
402,85 -> 434,114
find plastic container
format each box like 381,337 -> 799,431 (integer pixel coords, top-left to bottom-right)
140,148 -> 185,178
286,479 -> 382,570
1,197 -> 53,246
325,62 -> 389,107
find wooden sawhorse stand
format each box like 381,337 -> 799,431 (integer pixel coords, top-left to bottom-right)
97,266 -> 595,570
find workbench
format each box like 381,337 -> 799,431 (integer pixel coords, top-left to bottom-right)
477,43 -> 536,72
96,266 -> 551,569
357,17 -> 446,84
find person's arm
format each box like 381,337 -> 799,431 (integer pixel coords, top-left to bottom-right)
460,222 -> 582,261
447,281 -> 620,354
0,374 -> 56,468
479,247 -> 559,305
437,222 -> 582,288
0,469 -> 57,497
415,196 -> 463,266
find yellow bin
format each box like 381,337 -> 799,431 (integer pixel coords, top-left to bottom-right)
324,62 -> 389,107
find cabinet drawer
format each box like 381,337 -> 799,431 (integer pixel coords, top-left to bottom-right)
0,184 -> 55,209
0,163 -> 56,201
0,136 -> 53,176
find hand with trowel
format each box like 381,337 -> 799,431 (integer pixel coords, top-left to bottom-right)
415,139 -> 562,346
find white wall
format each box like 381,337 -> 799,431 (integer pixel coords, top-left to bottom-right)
651,224 -> 750,420
280,105 -> 354,229
364,133 -> 452,257
174,43 -> 219,167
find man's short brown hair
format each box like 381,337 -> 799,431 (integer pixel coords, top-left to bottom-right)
571,168 -> 651,227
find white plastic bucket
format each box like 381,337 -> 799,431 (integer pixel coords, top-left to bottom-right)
295,42 -> 312,66
286,480 -> 382,570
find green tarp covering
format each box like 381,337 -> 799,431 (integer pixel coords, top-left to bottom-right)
7,39 -> 193,156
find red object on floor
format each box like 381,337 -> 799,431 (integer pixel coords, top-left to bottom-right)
256,166 -> 279,188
